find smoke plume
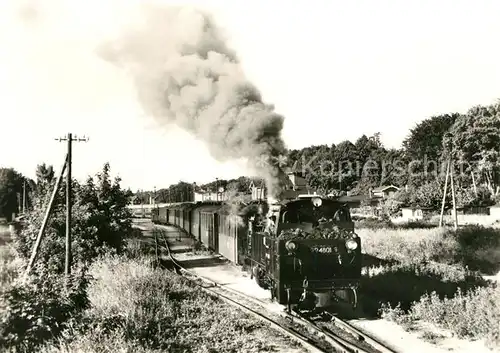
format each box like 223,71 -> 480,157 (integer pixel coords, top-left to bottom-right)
97,4 -> 287,197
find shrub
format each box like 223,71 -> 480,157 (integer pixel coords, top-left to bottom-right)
0,267 -> 89,352
355,217 -> 395,230
361,261 -> 490,318
12,163 -> 133,275
381,285 -> 500,348
0,162 -> 134,352
444,225 -> 500,274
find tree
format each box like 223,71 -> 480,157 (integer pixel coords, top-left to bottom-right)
410,182 -> 443,209
0,168 -> 24,221
448,103 -> 500,196
13,162 -> 133,273
402,113 -> 460,161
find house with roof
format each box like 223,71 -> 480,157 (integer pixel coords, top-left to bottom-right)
400,206 -> 435,221
370,185 -> 400,199
249,172 -> 314,201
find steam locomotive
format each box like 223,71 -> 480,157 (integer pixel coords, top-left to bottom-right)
151,195 -> 361,313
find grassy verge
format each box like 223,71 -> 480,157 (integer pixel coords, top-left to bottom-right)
0,224 -> 11,246
361,261 -> 491,315
38,255 -> 295,353
0,235 -> 302,353
357,224 -> 500,348
358,225 -> 500,274
380,285 -> 500,349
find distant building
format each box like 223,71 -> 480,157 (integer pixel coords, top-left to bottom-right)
249,172 -> 316,201
370,185 -> 400,199
249,180 -> 267,201
401,206 -> 434,221
337,194 -> 382,209
490,205 -> 500,220
194,191 -> 230,202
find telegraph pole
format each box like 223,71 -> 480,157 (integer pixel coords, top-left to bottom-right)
215,178 -> 219,201
439,133 -> 458,229
55,133 -> 89,276
22,179 -> 26,214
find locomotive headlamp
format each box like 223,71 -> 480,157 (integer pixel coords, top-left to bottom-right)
345,239 -> 358,250
285,241 -> 297,251
311,197 -> 322,207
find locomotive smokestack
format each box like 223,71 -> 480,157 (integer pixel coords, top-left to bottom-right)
97,4 -> 287,198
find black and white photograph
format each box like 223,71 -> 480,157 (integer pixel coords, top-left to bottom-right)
1,1 -> 500,352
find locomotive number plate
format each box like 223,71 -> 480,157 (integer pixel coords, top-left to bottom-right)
310,246 -> 334,254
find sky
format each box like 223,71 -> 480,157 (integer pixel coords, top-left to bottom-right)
1,0 -> 500,191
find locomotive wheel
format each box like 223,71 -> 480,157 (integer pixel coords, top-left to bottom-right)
286,288 -> 292,313
350,287 -> 359,310
337,287 -> 359,310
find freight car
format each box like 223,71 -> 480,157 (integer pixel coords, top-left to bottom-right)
151,196 -> 361,313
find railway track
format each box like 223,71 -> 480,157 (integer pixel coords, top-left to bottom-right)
153,226 -> 399,353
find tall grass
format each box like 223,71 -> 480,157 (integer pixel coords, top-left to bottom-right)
359,224 -> 500,347
36,255 -> 295,353
0,224 -> 11,246
358,225 -> 500,274
380,286 -> 500,348
0,245 -> 23,290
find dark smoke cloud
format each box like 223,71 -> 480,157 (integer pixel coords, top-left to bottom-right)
97,4 -> 287,197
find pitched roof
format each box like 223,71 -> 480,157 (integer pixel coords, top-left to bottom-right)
337,195 -> 383,202
372,185 -> 400,192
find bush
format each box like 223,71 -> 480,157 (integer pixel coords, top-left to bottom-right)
361,261 -> 489,316
444,225 -> 500,275
0,268 -> 89,352
355,217 -> 395,230
381,285 -> 500,348
12,163 -> 133,274
0,162 -> 134,352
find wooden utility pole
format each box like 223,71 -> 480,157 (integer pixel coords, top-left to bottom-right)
55,133 -> 89,276
439,160 -> 450,227
22,179 -> 26,214
25,155 -> 68,278
439,133 -> 458,229
471,170 -> 478,196
450,162 -> 458,229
